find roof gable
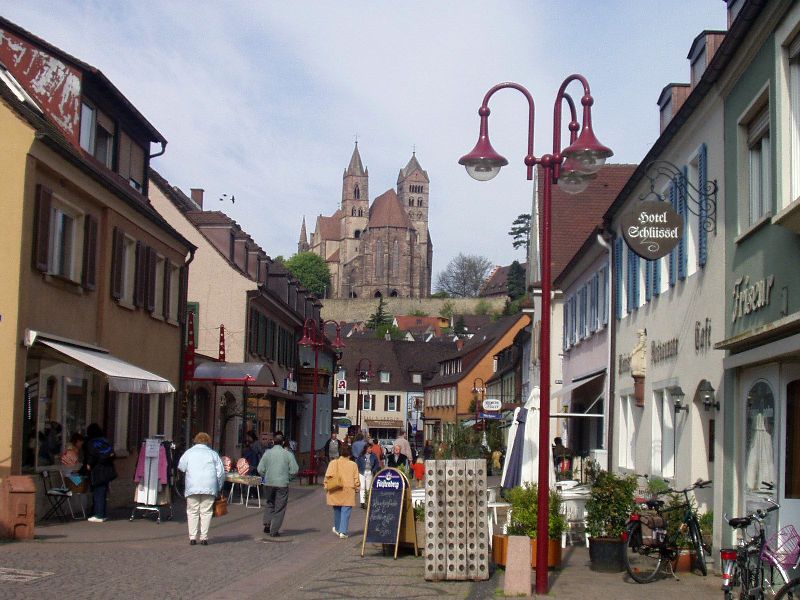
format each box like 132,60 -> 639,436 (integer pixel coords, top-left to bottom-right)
368,189 -> 413,229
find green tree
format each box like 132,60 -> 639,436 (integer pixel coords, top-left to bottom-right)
409,309 -> 429,317
507,260 -> 526,300
475,299 -> 490,315
366,297 -> 393,329
431,291 -> 449,299
375,324 -> 404,340
453,315 -> 467,337
508,213 -> 531,254
284,252 -> 331,297
440,300 -> 455,320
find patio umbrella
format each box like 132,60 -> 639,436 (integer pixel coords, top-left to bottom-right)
501,387 -> 555,490
746,413 -> 775,491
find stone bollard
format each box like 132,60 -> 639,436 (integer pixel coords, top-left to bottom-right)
504,534 -> 532,596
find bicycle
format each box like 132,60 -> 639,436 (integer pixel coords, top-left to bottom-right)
623,478 -> 712,583
720,495 -> 800,600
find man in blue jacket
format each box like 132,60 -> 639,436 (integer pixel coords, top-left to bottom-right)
257,433 -> 299,537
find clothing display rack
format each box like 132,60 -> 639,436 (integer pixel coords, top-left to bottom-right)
130,436 -> 173,524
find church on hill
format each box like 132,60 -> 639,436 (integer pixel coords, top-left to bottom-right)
298,144 -> 433,299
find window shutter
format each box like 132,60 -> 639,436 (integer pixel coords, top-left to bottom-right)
562,302 -> 568,351
601,266 -> 609,326
698,144 -> 708,267
678,166 -> 688,280
162,259 -> 172,319
177,266 -> 188,324
614,238 -> 623,320
111,227 -> 124,300
384,396 -> 388,412
82,214 -> 98,290
146,247 -> 156,312
34,185 -> 52,272
653,259 -> 661,297
669,181 -> 677,286
134,241 -> 145,307
645,260 -> 653,302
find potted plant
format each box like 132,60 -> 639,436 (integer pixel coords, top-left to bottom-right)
413,503 -> 426,552
586,470 -> 637,572
493,483 -> 566,569
663,492 -> 698,572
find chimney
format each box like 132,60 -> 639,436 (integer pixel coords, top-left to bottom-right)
190,188 -> 204,209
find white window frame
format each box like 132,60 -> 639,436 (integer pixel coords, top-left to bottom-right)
787,33 -> 800,205
380,371 -> 390,383
48,197 -> 83,282
651,389 -> 675,479
412,373 -> 422,384
387,395 -> 399,412
361,393 -> 374,411
618,394 -> 637,470
747,108 -> 772,227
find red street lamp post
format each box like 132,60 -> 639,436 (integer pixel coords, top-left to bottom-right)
459,75 -> 612,594
471,376 -> 486,437
355,358 -> 373,432
298,318 -> 344,472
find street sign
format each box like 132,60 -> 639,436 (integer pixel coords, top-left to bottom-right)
479,412 -> 502,420
482,398 -> 502,411
337,378 -> 347,395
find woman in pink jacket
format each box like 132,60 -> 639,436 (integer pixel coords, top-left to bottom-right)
324,445 -> 360,538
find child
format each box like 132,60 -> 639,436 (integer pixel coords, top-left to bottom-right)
412,457 -> 425,488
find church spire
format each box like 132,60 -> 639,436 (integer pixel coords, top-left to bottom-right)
298,216 -> 309,252
345,141 -> 366,176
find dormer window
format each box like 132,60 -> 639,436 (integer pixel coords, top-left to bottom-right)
659,98 -> 672,132
691,46 -> 707,87
79,102 -> 114,168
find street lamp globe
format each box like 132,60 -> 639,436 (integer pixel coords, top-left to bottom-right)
561,125 -> 613,175
459,137 -> 508,181
558,157 -> 596,195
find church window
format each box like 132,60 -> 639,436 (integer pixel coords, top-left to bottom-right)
358,208 -> 363,216
354,230 -> 361,239
390,289 -> 399,297
351,207 -> 357,216
417,198 -> 423,207
408,198 -> 413,207
354,184 -> 360,199
375,240 -> 384,278
374,290 -> 382,298
392,240 -> 399,276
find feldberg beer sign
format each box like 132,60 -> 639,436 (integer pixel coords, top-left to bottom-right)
621,201 -> 684,260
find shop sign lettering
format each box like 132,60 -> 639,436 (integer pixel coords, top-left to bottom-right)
732,274 -> 774,323
651,338 -> 678,364
621,201 -> 684,260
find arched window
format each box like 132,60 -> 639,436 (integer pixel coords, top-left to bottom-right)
408,198 -> 413,207
351,207 -> 357,216
358,208 -> 363,217
745,380 -> 776,493
354,184 -> 360,199
354,230 -> 361,239
392,239 -> 400,276
390,289 -> 399,297
417,198 -> 423,207
375,240 -> 384,278
374,290 -> 382,298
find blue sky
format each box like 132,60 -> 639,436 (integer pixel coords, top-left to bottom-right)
2,1 -> 726,279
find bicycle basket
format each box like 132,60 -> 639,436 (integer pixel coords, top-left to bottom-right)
762,525 -> 800,568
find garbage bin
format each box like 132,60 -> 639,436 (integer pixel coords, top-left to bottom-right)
0,475 -> 37,540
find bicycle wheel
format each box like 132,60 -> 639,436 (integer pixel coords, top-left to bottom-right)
775,577 -> 800,599
688,519 -> 707,576
624,522 -> 664,583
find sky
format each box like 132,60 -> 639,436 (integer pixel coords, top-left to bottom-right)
1,1 -> 727,281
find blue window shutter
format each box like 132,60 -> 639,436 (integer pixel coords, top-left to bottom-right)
669,181 -> 677,286
562,300 -> 568,351
602,265 -> 609,326
633,252 -> 640,310
698,144 -> 708,267
678,166 -> 688,280
645,260 -> 653,302
653,259 -> 661,296
615,238 -> 623,320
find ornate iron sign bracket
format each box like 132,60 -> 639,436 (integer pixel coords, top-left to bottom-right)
640,160 -> 718,234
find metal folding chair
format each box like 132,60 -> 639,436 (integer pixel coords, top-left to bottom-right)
40,469 -> 72,521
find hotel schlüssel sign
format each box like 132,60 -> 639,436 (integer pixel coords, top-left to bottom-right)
621,201 -> 684,260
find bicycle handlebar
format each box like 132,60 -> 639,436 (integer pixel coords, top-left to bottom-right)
664,479 -> 713,495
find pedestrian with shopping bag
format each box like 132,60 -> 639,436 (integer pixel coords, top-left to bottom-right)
324,445 -> 359,538
178,432 -> 226,545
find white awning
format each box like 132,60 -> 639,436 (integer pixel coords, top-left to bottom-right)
39,339 -> 175,394
550,370 -> 605,399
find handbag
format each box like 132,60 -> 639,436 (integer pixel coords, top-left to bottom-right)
213,496 -> 228,517
324,459 -> 343,492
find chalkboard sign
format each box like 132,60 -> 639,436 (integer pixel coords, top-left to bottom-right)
361,468 -> 407,557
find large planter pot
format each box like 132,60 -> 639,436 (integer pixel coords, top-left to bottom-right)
491,534 -> 562,569
672,549 -> 696,572
415,520 -> 425,552
588,537 -> 626,573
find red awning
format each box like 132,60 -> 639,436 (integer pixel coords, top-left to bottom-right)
191,362 -> 276,387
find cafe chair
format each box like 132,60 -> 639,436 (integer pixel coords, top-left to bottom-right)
40,469 -> 73,522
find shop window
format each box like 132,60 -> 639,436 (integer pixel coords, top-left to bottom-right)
745,380 -> 776,493
652,389 -> 675,478
785,380 -> 800,498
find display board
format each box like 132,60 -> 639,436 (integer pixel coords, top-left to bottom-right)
361,468 -> 409,558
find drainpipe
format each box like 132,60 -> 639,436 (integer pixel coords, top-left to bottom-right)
179,246 -> 196,447
596,229 -> 615,471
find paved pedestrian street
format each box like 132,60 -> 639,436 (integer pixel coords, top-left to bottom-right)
0,482 -> 725,600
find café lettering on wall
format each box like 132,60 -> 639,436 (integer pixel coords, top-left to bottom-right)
621,201 -> 684,260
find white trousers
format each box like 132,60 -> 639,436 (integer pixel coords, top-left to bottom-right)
359,471 -> 373,504
186,494 -> 215,540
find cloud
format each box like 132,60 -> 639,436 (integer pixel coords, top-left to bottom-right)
2,0 -> 726,278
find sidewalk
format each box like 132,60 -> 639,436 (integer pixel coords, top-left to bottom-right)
0,482 -> 721,599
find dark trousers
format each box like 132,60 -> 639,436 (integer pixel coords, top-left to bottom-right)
262,486 -> 289,533
92,483 -> 109,518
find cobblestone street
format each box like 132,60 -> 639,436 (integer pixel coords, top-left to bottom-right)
0,482 -> 725,600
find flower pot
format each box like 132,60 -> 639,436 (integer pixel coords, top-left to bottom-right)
492,533 -> 508,566
415,520 -> 425,551
530,538 -> 562,569
588,537 -> 625,572
672,549 -> 696,572
491,534 -> 562,569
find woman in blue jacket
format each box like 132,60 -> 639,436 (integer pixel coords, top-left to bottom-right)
178,432 -> 225,545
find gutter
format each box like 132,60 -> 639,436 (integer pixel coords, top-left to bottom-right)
596,229 -> 616,470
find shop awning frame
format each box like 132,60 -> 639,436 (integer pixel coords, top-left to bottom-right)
191,362 -> 277,387
35,336 -> 175,394
550,369 -> 605,399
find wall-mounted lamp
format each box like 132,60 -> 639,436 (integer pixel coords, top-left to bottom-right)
671,386 -> 688,413
698,379 -> 719,411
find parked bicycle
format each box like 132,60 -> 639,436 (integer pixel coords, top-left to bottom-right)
624,478 -> 712,583
720,494 -> 800,600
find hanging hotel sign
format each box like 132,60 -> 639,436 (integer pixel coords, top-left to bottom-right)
621,201 -> 684,260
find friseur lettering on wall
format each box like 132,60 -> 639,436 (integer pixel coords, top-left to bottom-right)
731,274 -> 774,323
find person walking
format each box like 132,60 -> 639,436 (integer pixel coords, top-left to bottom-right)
356,443 -> 379,509
257,433 -> 299,537
178,432 -> 225,545
412,457 -> 426,489
387,444 -> 408,469
394,431 -> 413,462
351,433 -> 367,462
324,445 -> 359,538
323,429 -> 342,463
84,423 -> 116,523
370,438 -> 384,468
423,440 -> 434,461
